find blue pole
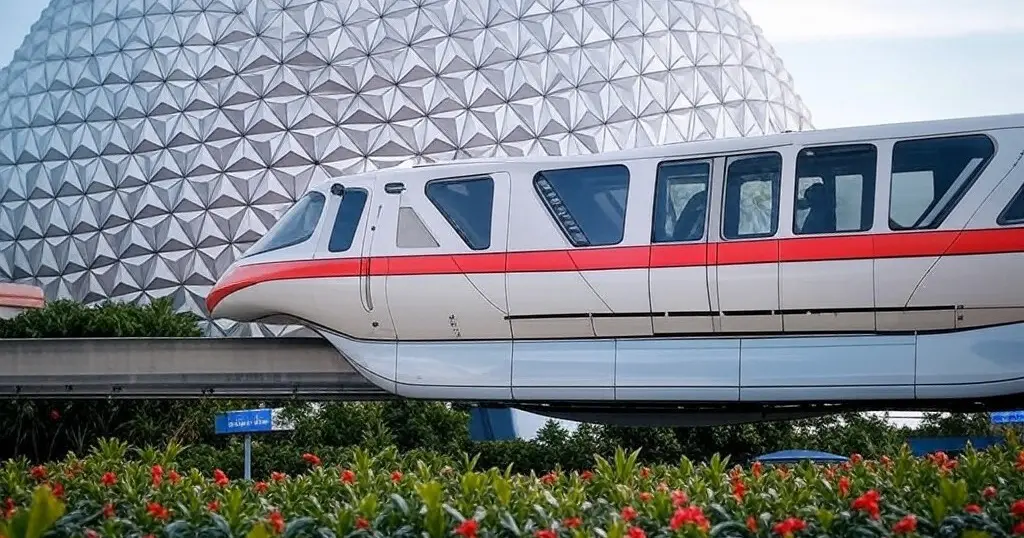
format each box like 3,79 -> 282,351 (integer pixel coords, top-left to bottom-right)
244,434 -> 251,480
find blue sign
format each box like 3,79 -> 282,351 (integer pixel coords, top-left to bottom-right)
992,410 -> 1024,424
215,408 -> 295,435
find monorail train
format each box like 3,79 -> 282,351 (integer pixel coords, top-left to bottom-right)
208,113 -> 1024,426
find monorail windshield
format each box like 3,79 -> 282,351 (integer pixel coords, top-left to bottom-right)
244,191 -> 326,258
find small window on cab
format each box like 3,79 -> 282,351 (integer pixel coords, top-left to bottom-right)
244,191 -> 326,257
533,164 -> 630,247
328,188 -> 368,252
997,182 -> 1024,225
425,176 -> 494,250
652,160 -> 710,243
889,134 -> 995,230
793,144 -> 877,235
722,152 -> 782,240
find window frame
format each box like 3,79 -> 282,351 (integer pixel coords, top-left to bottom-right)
532,163 -> 631,248
327,187 -> 369,253
887,133 -> 996,231
424,174 -> 495,251
720,151 -> 783,241
243,191 -> 326,258
651,158 -> 712,244
996,180 -> 1024,226
791,143 -> 878,236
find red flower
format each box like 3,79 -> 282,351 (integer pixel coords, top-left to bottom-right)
746,516 -> 757,532
301,453 -> 321,467
213,469 -> 229,486
101,472 -> 116,486
670,505 -> 710,532
535,530 -> 556,538
965,504 -> 982,514
207,500 -> 220,512
732,478 -> 746,501
268,510 -> 285,534
671,490 -> 688,507
850,453 -> 863,465
1012,499 -> 1024,518
84,529 -> 98,538
563,517 -> 582,529
621,506 -> 637,522
454,519 -> 478,538
30,466 -> 46,481
627,527 -> 646,538
5,497 -> 17,519
340,469 -> 355,484
356,517 -> 370,529
254,481 -> 268,493
271,472 -> 286,481
1016,451 -> 1024,472
146,502 -> 169,521
838,476 -> 850,497
391,471 -> 403,482
639,492 -> 653,502
640,467 -> 651,478
49,409 -> 60,421
580,470 -> 593,481
852,490 -> 881,519
983,486 -> 998,499
751,461 -> 763,477
773,517 -> 807,537
880,455 -> 892,468
150,465 -> 163,487
1015,521 -> 1024,535
168,470 -> 180,484
540,471 -> 557,484
102,503 -> 115,519
893,515 -> 917,535
50,482 -> 63,499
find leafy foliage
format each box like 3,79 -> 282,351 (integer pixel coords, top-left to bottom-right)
4,441 -> 1024,538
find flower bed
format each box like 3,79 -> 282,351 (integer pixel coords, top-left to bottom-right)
2,439 -> 1024,538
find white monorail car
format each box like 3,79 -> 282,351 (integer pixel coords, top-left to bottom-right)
208,113 -> 1024,426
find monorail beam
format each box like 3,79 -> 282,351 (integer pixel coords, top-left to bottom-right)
0,337 -> 390,398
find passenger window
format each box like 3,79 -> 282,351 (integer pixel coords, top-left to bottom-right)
425,176 -> 494,250
889,134 -> 995,230
244,191 -> 325,257
794,144 -> 877,235
396,206 -> 439,248
998,183 -> 1024,225
653,160 -> 710,243
328,189 -> 368,252
534,164 -> 629,247
722,153 -> 781,240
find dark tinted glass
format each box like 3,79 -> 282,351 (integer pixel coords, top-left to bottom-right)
889,134 -> 995,230
533,164 -> 629,247
794,144 -> 877,235
653,160 -> 710,243
722,153 -> 781,239
998,183 -> 1024,225
244,191 -> 325,257
328,189 -> 368,252
425,176 -> 494,250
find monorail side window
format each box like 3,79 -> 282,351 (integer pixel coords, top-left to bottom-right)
533,164 -> 629,247
243,191 -> 325,257
425,176 -> 494,250
794,144 -> 877,235
652,160 -> 710,243
722,152 -> 781,240
327,188 -> 368,252
889,134 -> 995,230
997,183 -> 1024,225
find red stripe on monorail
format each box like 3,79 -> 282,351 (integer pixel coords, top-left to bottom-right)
206,227 -> 1024,312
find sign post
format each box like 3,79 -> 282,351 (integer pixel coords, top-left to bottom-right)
214,408 -> 295,480
992,411 -> 1024,425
